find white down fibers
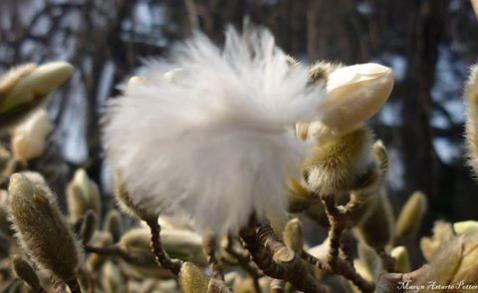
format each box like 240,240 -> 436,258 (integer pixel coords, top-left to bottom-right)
103,26 -> 325,234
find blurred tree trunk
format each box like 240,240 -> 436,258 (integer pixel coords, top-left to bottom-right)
398,0 -> 448,266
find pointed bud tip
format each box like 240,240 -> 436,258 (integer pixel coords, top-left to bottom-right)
8,173 -> 34,199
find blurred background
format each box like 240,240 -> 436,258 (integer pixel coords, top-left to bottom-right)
1,0 -> 478,248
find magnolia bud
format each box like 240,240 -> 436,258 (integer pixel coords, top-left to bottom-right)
390,246 -> 410,273
0,64 -> 37,117
395,191 -> 427,243
283,218 -> 304,253
12,255 -> 41,290
453,220 -> 478,235
321,63 -> 393,134
117,228 -> 175,279
80,210 -> 97,244
104,209 -> 123,243
0,62 -> 72,132
355,192 -> 394,250
66,169 -> 101,223
302,126 -> 376,195
102,261 -> 127,293
8,174 -> 81,282
11,109 -> 53,161
1,62 -> 73,110
179,262 -> 208,293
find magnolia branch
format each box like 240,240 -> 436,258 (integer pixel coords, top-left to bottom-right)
318,194 -> 376,293
146,220 -> 183,276
240,220 -> 327,293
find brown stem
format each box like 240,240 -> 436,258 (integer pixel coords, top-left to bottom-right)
146,219 -> 183,276
203,234 -> 224,280
319,194 -> 375,293
240,220 -> 327,293
65,278 -> 82,293
84,245 -> 139,263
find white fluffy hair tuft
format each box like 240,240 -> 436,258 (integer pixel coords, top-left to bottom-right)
103,25 -> 325,234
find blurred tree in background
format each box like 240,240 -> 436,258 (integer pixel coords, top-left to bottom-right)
1,0 -> 478,251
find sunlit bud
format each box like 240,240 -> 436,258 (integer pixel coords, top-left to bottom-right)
390,246 -> 410,273
395,191 -> 427,243
0,62 -> 73,111
8,174 -> 82,282
283,218 -> 304,253
454,220 -> 478,235
302,127 -> 376,195
320,63 -> 393,134
120,227 -> 206,266
66,169 -> 101,223
0,62 -> 72,133
355,192 -> 394,250
102,261 -> 127,293
12,255 -> 41,290
80,210 -> 97,244
0,64 -> 37,112
179,262 -> 208,293
104,209 -> 123,243
11,109 -> 53,161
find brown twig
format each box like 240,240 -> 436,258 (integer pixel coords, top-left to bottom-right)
146,219 -> 183,276
319,194 -> 375,293
84,245 -> 139,263
240,220 -> 327,293
203,234 -> 224,280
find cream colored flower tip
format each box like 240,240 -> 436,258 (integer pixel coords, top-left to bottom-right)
453,221 -> 478,235
0,61 -> 73,113
321,63 -> 394,134
11,108 -> 54,161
